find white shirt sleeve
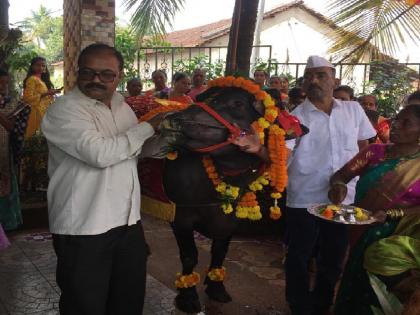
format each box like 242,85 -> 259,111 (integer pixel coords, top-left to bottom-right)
356,104 -> 377,140
41,99 -> 155,168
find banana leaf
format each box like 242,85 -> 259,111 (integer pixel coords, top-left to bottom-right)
369,272 -> 403,315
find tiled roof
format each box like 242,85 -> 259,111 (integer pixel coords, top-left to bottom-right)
164,18 -> 231,46
163,1 -> 334,46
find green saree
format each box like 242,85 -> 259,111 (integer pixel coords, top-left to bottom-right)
334,144 -> 420,315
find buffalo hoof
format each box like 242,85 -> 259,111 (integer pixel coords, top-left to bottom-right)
175,287 -> 202,313
204,279 -> 232,303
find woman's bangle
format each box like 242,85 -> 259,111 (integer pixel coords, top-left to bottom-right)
331,181 -> 347,188
385,208 -> 405,220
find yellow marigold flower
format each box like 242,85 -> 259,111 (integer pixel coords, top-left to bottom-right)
235,207 -> 248,219
258,117 -> 270,129
222,203 -> 234,214
230,187 -> 240,198
270,206 -> 282,220
263,97 -> 275,107
258,177 -> 269,185
328,205 -> 340,211
248,206 -> 262,220
271,192 -> 282,199
215,183 -> 226,193
266,108 -> 278,117
166,151 -> 178,160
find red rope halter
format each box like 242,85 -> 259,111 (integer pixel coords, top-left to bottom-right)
192,102 -> 243,153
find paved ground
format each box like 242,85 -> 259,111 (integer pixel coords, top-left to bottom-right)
0,212 -> 290,315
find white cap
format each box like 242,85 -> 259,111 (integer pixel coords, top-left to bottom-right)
305,55 -> 334,70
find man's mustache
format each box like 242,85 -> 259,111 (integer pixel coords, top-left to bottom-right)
308,84 -> 321,91
85,83 -> 106,90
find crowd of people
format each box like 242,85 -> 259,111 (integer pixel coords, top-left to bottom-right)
0,44 -> 420,315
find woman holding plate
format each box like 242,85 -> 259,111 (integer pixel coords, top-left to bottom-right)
329,102 -> 420,314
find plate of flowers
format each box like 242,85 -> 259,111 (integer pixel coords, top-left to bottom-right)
307,204 -> 376,225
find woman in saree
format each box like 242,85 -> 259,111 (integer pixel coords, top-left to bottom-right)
145,69 -> 170,96
328,104 -> 420,315
0,69 -> 30,235
22,56 -> 61,139
158,72 -> 193,105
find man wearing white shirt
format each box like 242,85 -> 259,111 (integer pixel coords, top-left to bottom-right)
284,56 -> 376,315
41,43 -> 163,315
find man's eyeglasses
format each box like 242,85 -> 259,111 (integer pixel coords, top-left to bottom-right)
78,68 -> 117,83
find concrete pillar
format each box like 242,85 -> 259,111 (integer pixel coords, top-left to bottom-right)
63,0 -> 115,90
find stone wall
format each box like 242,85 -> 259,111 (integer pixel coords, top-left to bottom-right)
63,0 -> 115,90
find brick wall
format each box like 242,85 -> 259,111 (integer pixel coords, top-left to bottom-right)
63,0 -> 115,90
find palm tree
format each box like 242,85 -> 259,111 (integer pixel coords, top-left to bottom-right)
225,0 -> 259,75
327,0 -> 420,63
19,5 -> 53,48
122,0 -> 260,76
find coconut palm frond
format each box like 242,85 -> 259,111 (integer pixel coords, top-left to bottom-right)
122,0 -> 185,38
327,0 -> 420,63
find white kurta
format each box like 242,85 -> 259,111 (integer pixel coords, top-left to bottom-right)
41,88 -> 155,235
286,98 -> 376,208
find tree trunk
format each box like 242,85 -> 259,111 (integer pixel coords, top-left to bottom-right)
225,0 -> 259,77
0,0 -> 9,41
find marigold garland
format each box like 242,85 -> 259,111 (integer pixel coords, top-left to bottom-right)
207,267 -> 226,282
175,272 -> 201,289
139,100 -> 190,160
139,103 -> 190,122
202,76 -> 288,221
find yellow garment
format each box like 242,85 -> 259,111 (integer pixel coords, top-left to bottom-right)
22,76 -> 53,139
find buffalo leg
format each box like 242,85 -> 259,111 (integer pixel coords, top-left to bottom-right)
205,237 -> 233,303
209,237 -> 231,268
172,226 -> 201,313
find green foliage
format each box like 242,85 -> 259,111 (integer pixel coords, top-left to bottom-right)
6,42 -> 38,91
115,25 -> 139,89
122,0 -> 185,38
142,36 -> 172,48
1,5 -> 64,91
173,55 -> 225,80
327,0 -> 420,64
18,6 -> 63,63
364,60 -> 415,117
368,273 -> 404,315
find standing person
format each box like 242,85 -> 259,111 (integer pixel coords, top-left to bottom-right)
284,55 -> 376,315
287,87 -> 306,112
161,72 -> 193,104
407,90 -> 420,105
126,78 -> 142,97
333,85 -> 354,101
41,43 -> 164,315
269,75 -> 289,97
269,75 -> 289,106
23,56 -> 61,139
187,68 -> 207,101
146,69 -> 170,96
253,69 -> 269,89
329,104 -> 420,315
358,94 -> 390,143
0,69 -> 30,232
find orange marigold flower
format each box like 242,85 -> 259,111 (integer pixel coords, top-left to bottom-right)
255,91 -> 267,101
233,77 -> 245,87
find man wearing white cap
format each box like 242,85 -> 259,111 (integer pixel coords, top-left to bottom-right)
284,55 -> 376,315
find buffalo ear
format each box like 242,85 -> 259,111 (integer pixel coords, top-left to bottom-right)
253,100 -> 265,116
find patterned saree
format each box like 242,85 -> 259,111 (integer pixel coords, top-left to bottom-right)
334,144 -> 420,315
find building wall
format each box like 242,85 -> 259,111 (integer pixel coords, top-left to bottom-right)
63,0 -> 115,90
